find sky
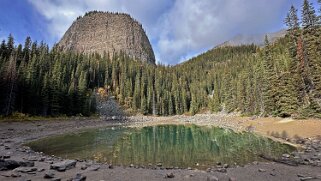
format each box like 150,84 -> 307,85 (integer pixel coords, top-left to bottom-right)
0,0 -> 319,64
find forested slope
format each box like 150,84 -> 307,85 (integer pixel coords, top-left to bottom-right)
0,0 -> 320,118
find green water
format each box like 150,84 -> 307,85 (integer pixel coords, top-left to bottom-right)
28,125 -> 295,169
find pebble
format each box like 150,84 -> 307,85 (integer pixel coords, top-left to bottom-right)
0,155 -> 11,159
87,165 -> 100,171
81,165 -> 87,170
184,174 -> 194,178
108,164 -> 114,169
165,172 -> 175,178
44,171 -> 55,178
258,168 -> 266,172
216,168 -> 227,173
28,156 -> 38,161
282,154 -> 290,158
300,177 -> 315,181
207,175 -> 219,181
72,173 -> 86,181
50,160 -> 77,172
13,167 -> 37,173
19,161 -> 35,167
1,173 -> 10,177
229,177 -> 237,181
11,172 -> 21,177
51,178 -> 62,181
38,168 -> 45,172
39,157 -> 46,162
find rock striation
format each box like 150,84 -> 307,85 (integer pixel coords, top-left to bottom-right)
58,11 -> 155,64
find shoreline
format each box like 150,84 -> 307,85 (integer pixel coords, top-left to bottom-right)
0,115 -> 320,180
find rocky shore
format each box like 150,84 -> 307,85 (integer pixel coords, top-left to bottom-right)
0,116 -> 320,181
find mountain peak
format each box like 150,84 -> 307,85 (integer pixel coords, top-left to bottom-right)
58,11 -> 156,64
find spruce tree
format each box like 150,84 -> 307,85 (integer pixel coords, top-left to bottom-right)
1,55 -> 17,115
285,5 -> 300,30
301,0 -> 318,28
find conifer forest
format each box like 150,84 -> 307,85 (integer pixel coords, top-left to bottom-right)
0,0 -> 321,118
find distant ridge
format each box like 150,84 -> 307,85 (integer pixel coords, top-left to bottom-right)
217,29 -> 287,48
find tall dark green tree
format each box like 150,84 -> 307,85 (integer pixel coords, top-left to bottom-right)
301,0 -> 318,28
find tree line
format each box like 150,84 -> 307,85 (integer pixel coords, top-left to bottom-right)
0,0 -> 321,118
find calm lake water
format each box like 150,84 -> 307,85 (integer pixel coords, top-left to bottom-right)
28,125 -> 295,169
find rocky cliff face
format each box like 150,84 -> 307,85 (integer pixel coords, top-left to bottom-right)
58,11 -> 156,64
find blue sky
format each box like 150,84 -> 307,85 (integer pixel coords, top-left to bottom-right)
0,0 -> 319,64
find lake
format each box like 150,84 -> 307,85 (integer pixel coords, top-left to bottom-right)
27,125 -> 295,169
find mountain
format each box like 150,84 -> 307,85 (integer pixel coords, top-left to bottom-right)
58,11 -> 156,64
217,29 -> 287,48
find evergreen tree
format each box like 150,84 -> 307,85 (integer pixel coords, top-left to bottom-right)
0,55 -> 17,115
285,5 -> 300,30
301,0 -> 318,28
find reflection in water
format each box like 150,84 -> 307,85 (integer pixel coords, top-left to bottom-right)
28,125 -> 294,169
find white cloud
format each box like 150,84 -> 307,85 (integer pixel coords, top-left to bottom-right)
28,0 -> 291,64
156,0 -> 289,64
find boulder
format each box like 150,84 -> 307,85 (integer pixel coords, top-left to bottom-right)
13,167 -> 37,173
50,160 -> 77,172
0,160 -> 20,170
